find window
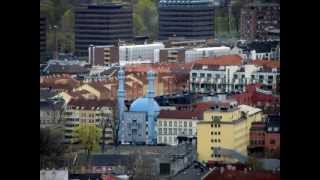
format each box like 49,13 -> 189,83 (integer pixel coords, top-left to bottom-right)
211,132 -> 213,135
200,73 -> 205,77
216,74 -> 220,79
270,139 -> 276,144
159,121 -> 162,126
234,74 -> 238,79
179,121 -> 182,127
169,128 -> 172,135
163,128 -> 167,135
211,147 -> 213,150
173,128 -> 177,135
218,132 -> 220,135
169,121 -> 172,127
189,129 -> 192,136
211,139 -> 213,143
158,136 -> 162,143
215,124 -> 217,128
174,121 -> 177,127
184,122 -> 187,127
218,124 -> 220,128
211,124 -> 213,128
218,139 -> 221,143
192,73 -> 197,77
164,121 -> 167,127
214,132 -> 217,135
189,121 -> 192,127
215,139 -> 217,142
164,136 -> 167,143
159,128 -> 162,135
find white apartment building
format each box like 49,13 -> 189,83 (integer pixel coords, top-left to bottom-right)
190,64 -> 279,94
185,46 -> 231,63
157,110 -> 202,146
119,42 -> 165,65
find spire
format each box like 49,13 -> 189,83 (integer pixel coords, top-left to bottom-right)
147,65 -> 155,98
117,65 -> 125,144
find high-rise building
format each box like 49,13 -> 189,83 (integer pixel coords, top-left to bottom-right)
75,3 -> 133,57
240,2 -> 280,41
40,15 -> 47,59
158,0 -> 215,40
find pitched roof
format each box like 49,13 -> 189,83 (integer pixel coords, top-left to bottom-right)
203,170 -> 280,180
67,99 -> 115,109
250,60 -> 280,69
158,110 -> 202,120
194,55 -> 242,66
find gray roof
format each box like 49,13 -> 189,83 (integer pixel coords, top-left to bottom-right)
44,64 -> 89,74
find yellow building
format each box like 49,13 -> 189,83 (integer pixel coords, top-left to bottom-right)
197,100 -> 262,164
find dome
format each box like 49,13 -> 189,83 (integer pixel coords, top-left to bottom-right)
130,97 -> 160,116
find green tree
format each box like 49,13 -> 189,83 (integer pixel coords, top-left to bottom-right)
40,127 -> 66,169
73,124 -> 102,162
133,0 -> 158,39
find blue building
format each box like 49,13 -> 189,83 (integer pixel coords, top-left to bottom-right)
118,67 -> 160,145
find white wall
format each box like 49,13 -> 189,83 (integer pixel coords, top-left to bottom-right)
119,43 -> 165,63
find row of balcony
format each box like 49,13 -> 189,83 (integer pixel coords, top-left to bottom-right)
190,77 -> 277,85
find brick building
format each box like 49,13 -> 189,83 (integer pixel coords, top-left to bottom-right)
240,2 -> 280,41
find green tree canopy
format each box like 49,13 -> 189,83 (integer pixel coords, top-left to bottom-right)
73,124 -> 102,162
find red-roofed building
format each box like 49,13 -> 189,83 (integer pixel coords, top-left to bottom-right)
202,169 -> 280,180
157,110 -> 203,145
40,74 -> 80,92
231,84 -> 280,114
63,98 -> 116,144
250,60 -> 280,69
194,55 -> 242,66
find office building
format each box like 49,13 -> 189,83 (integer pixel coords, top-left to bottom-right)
158,0 -> 215,40
155,47 -> 186,64
197,100 -> 262,163
75,3 -> 133,57
40,15 -> 47,59
88,45 -> 119,66
119,42 -> 165,65
240,2 -> 280,41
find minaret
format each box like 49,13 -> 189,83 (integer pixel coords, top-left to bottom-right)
146,67 -> 156,144
117,66 -> 125,144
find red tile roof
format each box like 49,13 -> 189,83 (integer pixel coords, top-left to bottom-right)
40,76 -> 80,91
203,170 -> 280,180
194,55 -> 242,66
158,110 -> 203,120
250,60 -> 280,69
68,99 -> 115,110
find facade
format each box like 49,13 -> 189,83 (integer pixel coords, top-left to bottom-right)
157,110 -> 202,146
155,47 -> 186,64
63,99 -> 115,144
40,99 -> 65,128
119,42 -> 165,65
197,101 -> 262,163
40,15 -> 47,59
185,46 -> 231,63
122,111 -> 148,144
118,67 -> 160,145
75,3 -> 133,57
248,115 -> 280,157
240,2 -> 280,41
88,45 -> 119,66
40,170 -> 68,180
158,0 -> 215,40
190,63 -> 280,94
